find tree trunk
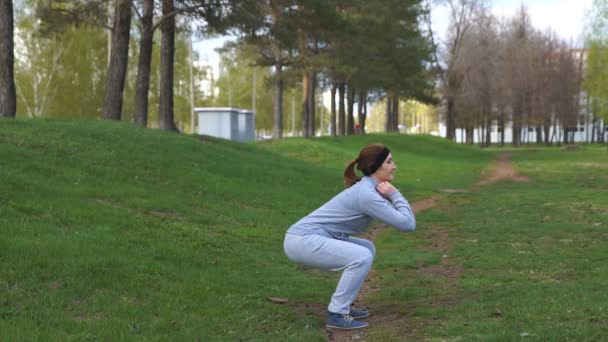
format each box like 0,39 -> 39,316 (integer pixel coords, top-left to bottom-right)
134,0 -> 154,127
330,84 -> 336,136
465,126 -> 474,144
272,61 -> 283,138
385,94 -> 399,133
301,72 -> 309,137
346,84 -> 355,135
307,72 -> 316,136
544,118 -> 551,145
102,0 -> 132,121
484,119 -> 491,147
338,83 -> 345,135
158,0 -> 178,131
385,95 -> 392,133
499,112 -> 505,146
357,90 -> 366,134
0,0 -> 16,118
536,125 -> 542,144
591,117 -> 597,143
446,97 -> 456,140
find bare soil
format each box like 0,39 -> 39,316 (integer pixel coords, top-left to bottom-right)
474,151 -> 531,187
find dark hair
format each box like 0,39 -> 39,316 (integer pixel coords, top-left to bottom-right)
344,144 -> 391,187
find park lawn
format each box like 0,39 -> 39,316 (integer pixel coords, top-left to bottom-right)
367,145 -> 608,340
0,119 -> 491,341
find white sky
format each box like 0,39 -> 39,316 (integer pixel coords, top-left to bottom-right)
431,0 -> 594,46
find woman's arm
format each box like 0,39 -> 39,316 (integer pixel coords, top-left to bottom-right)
360,184 -> 416,232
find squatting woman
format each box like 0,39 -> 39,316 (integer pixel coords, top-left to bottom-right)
283,143 -> 416,330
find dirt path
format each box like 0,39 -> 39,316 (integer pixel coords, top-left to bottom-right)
288,152 -> 531,341
474,151 -> 531,186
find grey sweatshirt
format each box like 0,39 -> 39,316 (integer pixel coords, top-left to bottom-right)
287,176 -> 416,239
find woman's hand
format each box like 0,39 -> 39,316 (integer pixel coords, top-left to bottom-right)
376,181 -> 397,199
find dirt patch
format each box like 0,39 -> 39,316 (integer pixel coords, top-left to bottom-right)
412,194 -> 443,213
474,151 -> 532,186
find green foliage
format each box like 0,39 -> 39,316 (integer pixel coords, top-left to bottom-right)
584,0 -> 608,121
0,119 -> 489,340
213,44 -> 306,132
584,41 -> 608,121
13,2 -> 209,128
214,44 -> 278,130
14,14 -> 107,119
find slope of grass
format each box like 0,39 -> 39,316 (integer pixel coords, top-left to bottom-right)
0,119 -> 491,340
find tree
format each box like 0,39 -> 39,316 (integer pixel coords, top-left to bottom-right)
0,0 -> 16,118
158,0 -> 178,130
234,0 -> 299,139
213,44 -> 300,133
584,0 -> 608,139
15,0 -> 107,119
102,0 -> 132,120
133,0 -> 154,127
428,0 -> 484,140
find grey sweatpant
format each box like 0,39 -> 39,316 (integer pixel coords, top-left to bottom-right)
283,231 -> 376,314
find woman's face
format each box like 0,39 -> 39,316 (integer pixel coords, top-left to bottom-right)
373,153 -> 397,182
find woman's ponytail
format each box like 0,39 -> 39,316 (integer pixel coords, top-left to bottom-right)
343,160 -> 361,188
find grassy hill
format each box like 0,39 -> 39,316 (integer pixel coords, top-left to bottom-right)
0,119 -> 492,340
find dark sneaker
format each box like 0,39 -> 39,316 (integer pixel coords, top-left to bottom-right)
326,311 -> 369,330
350,308 -> 369,319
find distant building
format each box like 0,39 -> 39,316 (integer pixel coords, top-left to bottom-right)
196,107 -> 255,142
439,118 -> 607,144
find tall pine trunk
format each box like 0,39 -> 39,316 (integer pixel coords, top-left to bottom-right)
330,84 -> 336,136
357,90 -> 366,134
338,83 -> 345,135
102,0 -> 132,121
385,94 -> 399,132
273,61 -> 283,138
346,84 -> 355,135
307,72 -> 316,136
134,0 -> 154,127
158,0 -> 178,131
385,95 -> 392,133
301,72 -> 309,137
0,0 -> 16,118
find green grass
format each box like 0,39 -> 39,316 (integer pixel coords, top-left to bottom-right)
0,119 -> 491,341
370,145 -> 608,341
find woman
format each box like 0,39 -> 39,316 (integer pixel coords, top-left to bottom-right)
283,143 -> 416,330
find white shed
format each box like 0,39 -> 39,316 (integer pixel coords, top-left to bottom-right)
195,107 -> 255,142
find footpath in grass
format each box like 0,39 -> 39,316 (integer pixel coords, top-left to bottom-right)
353,146 -> 608,341
0,119 -> 491,341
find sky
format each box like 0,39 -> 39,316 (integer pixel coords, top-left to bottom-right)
195,0 -> 594,81
431,0 -> 594,45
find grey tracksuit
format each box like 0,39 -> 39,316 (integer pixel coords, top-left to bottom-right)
284,176 -> 415,314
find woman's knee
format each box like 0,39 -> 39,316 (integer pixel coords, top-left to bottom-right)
353,250 -> 374,268
349,237 -> 376,257
368,242 -> 376,257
